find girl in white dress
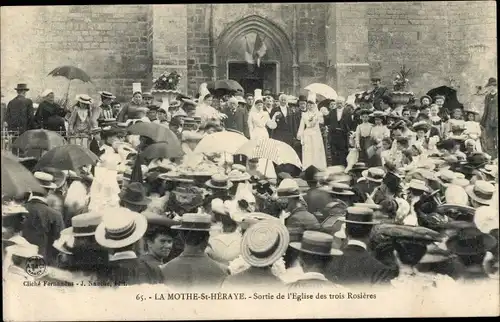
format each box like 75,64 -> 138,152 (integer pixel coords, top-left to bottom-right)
296,92 -> 327,170
463,109 -> 483,152
247,90 -> 277,179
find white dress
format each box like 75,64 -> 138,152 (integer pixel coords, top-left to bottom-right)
247,109 -> 276,178
297,109 -> 327,170
464,121 -> 483,152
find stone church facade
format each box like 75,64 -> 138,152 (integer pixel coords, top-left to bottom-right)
1,3 -> 496,106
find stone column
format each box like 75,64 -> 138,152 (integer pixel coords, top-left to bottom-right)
151,5 -> 188,93
330,3 -> 370,97
292,5 -> 300,94
209,4 -> 217,82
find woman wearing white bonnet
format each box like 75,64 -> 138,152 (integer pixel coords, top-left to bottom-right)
33,88 -> 67,132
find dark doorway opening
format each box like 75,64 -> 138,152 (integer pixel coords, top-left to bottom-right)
228,62 -> 277,96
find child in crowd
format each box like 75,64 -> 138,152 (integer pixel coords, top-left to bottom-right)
463,109 -> 483,152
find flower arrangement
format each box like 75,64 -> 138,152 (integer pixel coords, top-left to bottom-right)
393,65 -> 411,92
153,71 -> 182,91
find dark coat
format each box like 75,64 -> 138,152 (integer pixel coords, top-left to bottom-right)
6,95 -> 34,133
161,249 -> 229,290
33,101 -> 67,131
327,107 -> 354,166
104,257 -> 164,285
352,180 -> 379,203
222,106 -> 250,139
23,198 -> 65,266
269,105 -> 302,157
480,91 -> 498,156
222,267 -> 285,290
285,205 -> 321,231
325,244 -> 398,286
304,187 -> 334,218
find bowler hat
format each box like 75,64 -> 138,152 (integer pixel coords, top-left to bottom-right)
298,95 -> 307,102
446,226 -> 497,255
290,231 -> 343,256
118,182 -> 152,206
485,77 -> 497,88
14,83 -> 29,91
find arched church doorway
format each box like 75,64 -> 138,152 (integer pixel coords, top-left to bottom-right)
216,15 -> 294,96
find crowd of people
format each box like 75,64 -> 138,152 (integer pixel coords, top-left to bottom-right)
1,73 -> 499,292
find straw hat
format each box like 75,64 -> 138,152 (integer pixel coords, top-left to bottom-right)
205,174 -> 233,190
361,167 -> 385,183
465,180 -> 495,206
348,162 -> 368,173
40,167 -> 68,189
76,94 -> 93,105
240,219 -> 290,267
437,170 -> 456,186
339,207 -> 378,225
324,182 -> 354,196
95,208 -> 148,249
239,212 -> 278,231
171,212 -> 212,232
408,179 -> 429,192
5,243 -> 39,258
60,211 -> 102,237
276,178 -> 304,198
2,201 -> 29,217
290,231 -> 343,256
99,91 -> 116,99
33,171 -> 57,189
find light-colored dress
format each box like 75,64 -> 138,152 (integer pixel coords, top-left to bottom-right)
464,120 -> 483,152
247,109 -> 276,178
297,109 -> 327,170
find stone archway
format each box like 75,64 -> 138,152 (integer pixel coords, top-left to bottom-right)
216,15 -> 295,94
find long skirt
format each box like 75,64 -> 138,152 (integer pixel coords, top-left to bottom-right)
302,128 -> 327,170
358,135 -> 372,164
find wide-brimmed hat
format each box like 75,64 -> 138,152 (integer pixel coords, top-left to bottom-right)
14,83 -> 29,91
6,243 -> 39,258
436,204 -> 476,222
479,164 -> 497,179
412,121 -> 431,133
239,212 -> 278,231
118,182 -> 152,206
361,167 -> 385,183
290,230 -> 343,256
99,91 -> 116,99
446,226 -> 497,255
205,174 -> 233,190
95,208 -> 148,249
323,182 -> 354,196
339,206 -> 378,225
33,171 -> 57,189
2,201 -> 29,217
61,211 -> 103,237
349,162 -> 368,173
408,179 -> 429,192
369,110 -> 386,121
437,169 -> 456,186
40,167 -> 68,189
276,178 -> 304,198
76,94 -> 93,105
358,108 -> 372,116
465,180 -> 495,205
240,219 -> 290,267
171,212 -> 212,231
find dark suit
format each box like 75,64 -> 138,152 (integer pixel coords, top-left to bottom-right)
285,205 -> 321,231
105,257 -> 164,285
23,198 -> 65,266
33,101 -> 66,131
371,86 -> 390,111
269,105 -> 302,161
6,95 -> 34,133
327,107 -> 354,166
222,106 -> 250,139
325,243 -> 398,286
161,249 -> 229,290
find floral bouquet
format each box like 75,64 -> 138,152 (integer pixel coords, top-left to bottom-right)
393,65 -> 411,92
153,71 -> 182,91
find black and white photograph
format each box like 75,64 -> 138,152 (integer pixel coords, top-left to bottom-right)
1,3 -> 498,320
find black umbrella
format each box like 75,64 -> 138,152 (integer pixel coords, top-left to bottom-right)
207,79 -> 244,97
48,65 -> 92,107
426,86 -> 463,115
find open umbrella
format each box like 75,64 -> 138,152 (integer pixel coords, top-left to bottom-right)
207,79 -> 244,96
141,142 -> 184,160
235,138 -> 302,169
304,83 -> 338,100
128,122 -> 180,144
426,86 -> 462,113
34,144 -> 99,171
194,131 -> 248,155
13,129 -> 67,151
48,65 -> 92,106
2,152 -> 46,198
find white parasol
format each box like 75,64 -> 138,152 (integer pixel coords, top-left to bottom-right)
194,131 -> 248,155
235,138 -> 302,169
304,83 -> 338,100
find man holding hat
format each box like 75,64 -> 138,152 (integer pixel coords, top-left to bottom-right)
6,83 -> 34,134
325,207 -> 397,286
161,212 -> 229,290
